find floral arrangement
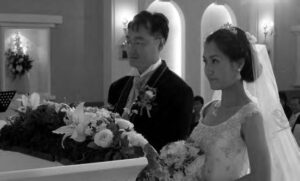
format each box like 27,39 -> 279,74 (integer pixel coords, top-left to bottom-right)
53,103 -> 148,162
138,140 -> 205,181
0,93 -> 147,164
0,93 -> 67,160
5,32 -> 33,80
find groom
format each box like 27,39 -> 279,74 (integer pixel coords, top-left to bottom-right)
108,11 -> 193,151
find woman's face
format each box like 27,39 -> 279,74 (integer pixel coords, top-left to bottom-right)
203,41 -> 241,90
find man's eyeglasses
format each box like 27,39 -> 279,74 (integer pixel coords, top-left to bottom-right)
124,40 -> 146,48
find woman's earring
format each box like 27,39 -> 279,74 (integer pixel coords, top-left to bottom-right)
237,68 -> 242,80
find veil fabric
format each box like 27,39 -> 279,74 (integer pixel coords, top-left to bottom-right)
211,44 -> 300,180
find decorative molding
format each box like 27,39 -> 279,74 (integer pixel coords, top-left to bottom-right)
291,25 -> 300,87
0,14 -> 63,28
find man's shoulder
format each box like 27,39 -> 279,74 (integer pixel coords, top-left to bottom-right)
296,113 -> 300,121
163,68 -> 191,90
110,76 -> 131,87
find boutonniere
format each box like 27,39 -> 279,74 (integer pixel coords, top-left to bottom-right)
131,85 -> 157,118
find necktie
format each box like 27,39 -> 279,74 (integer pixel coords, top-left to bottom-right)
122,74 -> 152,119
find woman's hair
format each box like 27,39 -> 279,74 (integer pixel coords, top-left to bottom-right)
205,26 -> 256,82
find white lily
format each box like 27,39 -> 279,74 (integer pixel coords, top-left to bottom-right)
17,92 -> 41,112
71,102 -> 85,124
69,103 -> 93,142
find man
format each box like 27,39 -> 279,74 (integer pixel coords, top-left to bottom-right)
190,95 -> 204,133
108,11 -> 193,151
279,91 -> 292,119
289,97 -> 300,145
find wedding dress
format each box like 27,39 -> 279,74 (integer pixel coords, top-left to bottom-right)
188,100 -> 256,181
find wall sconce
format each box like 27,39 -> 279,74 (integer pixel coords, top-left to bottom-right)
262,21 -> 274,43
260,21 -> 274,57
119,19 -> 129,60
11,32 -> 28,55
122,18 -> 129,35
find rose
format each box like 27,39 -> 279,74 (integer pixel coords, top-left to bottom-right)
160,141 -> 187,167
121,131 -> 148,147
16,65 -> 23,72
115,118 -> 134,130
160,141 -> 186,158
95,122 -> 107,132
145,90 -> 155,99
96,108 -> 111,118
94,129 -> 114,148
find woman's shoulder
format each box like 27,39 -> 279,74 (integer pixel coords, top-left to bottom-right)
239,101 -> 262,124
242,101 -> 260,114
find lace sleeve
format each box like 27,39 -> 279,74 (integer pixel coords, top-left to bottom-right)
241,104 -> 291,135
240,104 -> 261,125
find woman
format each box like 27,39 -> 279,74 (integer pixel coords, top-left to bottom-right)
140,25 -> 300,181
189,26 -> 270,181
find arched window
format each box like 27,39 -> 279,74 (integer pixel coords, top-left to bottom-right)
147,0 -> 185,78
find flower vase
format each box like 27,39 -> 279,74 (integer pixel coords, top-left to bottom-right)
9,73 -> 30,94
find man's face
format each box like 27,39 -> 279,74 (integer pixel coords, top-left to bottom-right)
203,41 -> 241,90
289,98 -> 300,113
126,26 -> 161,73
193,101 -> 203,112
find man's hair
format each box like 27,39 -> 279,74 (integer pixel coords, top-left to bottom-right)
194,96 -> 204,104
127,10 -> 169,41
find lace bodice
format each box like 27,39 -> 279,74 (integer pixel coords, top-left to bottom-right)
189,101 -> 259,181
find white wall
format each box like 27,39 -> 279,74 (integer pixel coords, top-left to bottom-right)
274,0 -> 300,91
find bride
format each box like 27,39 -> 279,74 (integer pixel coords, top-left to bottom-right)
139,25 -> 300,181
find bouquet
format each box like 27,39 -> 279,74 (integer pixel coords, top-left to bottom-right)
138,140 -> 205,181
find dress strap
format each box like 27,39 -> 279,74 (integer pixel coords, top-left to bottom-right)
200,100 -> 219,119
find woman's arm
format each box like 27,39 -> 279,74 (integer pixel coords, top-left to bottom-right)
236,111 -> 271,181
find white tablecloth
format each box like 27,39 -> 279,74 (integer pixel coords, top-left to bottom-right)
0,150 -> 62,172
0,150 -> 147,181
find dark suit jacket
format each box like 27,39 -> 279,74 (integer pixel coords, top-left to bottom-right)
283,105 -> 292,120
108,61 -> 193,151
292,114 -> 300,133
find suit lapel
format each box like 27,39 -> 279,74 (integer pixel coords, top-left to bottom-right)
146,60 -> 168,88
